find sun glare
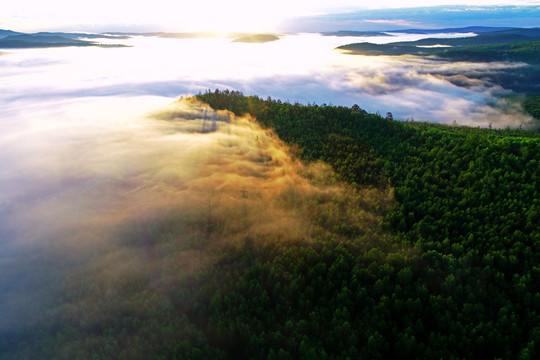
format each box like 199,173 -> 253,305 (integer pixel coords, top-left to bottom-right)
174,2 -> 282,33
4,1 -> 540,33
3,0 -> 284,33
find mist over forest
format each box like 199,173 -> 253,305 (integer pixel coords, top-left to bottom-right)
1,3 -> 540,358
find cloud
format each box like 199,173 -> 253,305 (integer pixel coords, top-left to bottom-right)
363,19 -> 421,27
2,33 -> 534,130
282,5 -> 540,32
320,55 -> 536,128
0,97 -> 395,341
1,29 -> 537,349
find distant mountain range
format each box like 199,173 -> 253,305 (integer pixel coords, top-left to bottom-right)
0,29 -> 282,48
322,26 -> 515,37
337,27 -> 540,94
0,30 -> 128,48
0,29 -> 22,37
338,27 -> 540,57
1,26 -> 539,49
384,26 -> 516,34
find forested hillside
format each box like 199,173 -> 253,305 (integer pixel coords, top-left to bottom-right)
1,90 -> 538,359
338,27 -> 540,63
193,90 -> 540,359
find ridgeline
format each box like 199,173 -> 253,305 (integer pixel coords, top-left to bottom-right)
2,90 -> 538,359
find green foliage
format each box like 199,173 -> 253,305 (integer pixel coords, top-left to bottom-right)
191,90 -> 540,359
524,95 -> 540,120
2,90 -> 539,359
339,28 -> 540,64
440,41 -> 540,64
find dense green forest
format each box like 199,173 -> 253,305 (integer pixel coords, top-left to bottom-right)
1,90 -> 539,359
191,90 -> 540,359
439,40 -> 540,64
525,95 -> 540,119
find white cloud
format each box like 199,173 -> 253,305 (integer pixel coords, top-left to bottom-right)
363,19 -> 421,26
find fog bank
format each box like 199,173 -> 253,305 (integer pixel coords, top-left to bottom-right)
0,98 -> 394,340
0,33 -> 535,129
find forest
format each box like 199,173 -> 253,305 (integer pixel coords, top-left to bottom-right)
192,90 -> 540,359
1,90 -> 539,359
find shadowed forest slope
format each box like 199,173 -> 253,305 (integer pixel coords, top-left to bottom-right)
1,91 -> 538,359
0,98 -> 401,360
194,89 -> 540,359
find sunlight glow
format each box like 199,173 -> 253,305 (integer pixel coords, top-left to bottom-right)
4,1 -> 540,32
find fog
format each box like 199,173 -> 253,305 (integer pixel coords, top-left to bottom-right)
0,32 -> 535,341
0,33 -> 534,127
0,97 -> 398,346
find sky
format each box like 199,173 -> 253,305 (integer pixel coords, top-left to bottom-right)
2,1 -> 540,32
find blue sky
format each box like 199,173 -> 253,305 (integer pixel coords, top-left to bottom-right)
283,4 -> 540,32
1,1 -> 540,32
